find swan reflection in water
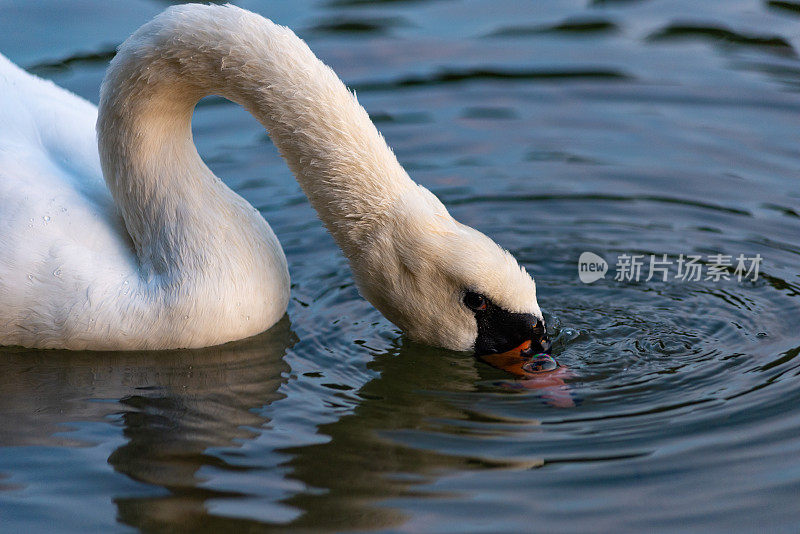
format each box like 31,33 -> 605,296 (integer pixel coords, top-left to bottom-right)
0,324 -> 573,531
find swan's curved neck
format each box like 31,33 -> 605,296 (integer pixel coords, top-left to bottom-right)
98,5 -> 413,276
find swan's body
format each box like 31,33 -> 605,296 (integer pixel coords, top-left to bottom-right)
0,4 -> 545,353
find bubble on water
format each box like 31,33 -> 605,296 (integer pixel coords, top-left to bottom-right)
43,216 -> 50,223
27,274 -> 33,281
53,268 -> 62,278
522,354 -> 559,373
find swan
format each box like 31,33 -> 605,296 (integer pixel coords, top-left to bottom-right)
0,3 -> 549,354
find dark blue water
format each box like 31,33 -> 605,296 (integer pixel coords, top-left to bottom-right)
2,0 -> 800,531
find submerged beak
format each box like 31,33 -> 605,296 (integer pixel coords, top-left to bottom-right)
479,342 -> 558,376
469,299 -> 555,374
477,325 -> 557,376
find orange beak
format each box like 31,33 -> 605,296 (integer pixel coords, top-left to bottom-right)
479,341 -> 574,407
479,339 -> 557,378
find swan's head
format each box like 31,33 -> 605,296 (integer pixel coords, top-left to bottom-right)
354,186 -> 549,355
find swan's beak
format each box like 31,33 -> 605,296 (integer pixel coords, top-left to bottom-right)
478,329 -> 557,376
493,328 -> 551,358
473,310 -> 551,357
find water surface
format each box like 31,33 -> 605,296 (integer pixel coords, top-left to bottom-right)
1,0 -> 800,531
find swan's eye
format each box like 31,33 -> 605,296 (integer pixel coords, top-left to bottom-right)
463,291 -> 488,311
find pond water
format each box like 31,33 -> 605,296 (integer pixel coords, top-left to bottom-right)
2,0 -> 800,531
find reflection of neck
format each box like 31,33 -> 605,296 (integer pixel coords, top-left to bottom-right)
282,344 -> 481,529
98,4 -> 414,278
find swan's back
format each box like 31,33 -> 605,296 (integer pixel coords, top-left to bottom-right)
0,54 -> 142,348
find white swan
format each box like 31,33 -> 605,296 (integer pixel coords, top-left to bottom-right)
0,4 -> 547,354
